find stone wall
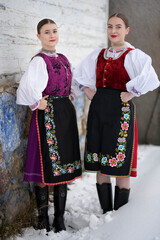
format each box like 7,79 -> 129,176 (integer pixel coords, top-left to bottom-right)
0,0 -> 109,226
109,0 -> 160,144
0,80 -> 29,226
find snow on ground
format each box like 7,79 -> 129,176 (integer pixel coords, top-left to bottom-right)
14,145 -> 160,240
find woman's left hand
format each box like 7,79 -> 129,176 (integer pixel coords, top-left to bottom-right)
120,92 -> 134,103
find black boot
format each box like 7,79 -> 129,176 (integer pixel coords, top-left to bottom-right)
53,184 -> 67,233
35,186 -> 50,232
96,183 -> 113,214
114,186 -> 130,210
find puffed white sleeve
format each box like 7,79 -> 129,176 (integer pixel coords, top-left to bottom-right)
16,56 -> 48,105
125,49 -> 160,96
71,48 -> 102,95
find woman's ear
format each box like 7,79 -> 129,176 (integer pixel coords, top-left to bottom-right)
37,33 -> 40,39
126,27 -> 130,36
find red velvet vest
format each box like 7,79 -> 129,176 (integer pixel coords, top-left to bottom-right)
96,48 -> 133,90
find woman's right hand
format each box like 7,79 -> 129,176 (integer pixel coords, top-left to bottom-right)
83,87 -> 96,100
38,95 -> 49,110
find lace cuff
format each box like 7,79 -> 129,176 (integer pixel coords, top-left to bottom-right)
131,87 -> 141,96
29,101 -> 40,111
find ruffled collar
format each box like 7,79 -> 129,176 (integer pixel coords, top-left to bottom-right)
104,47 -> 128,60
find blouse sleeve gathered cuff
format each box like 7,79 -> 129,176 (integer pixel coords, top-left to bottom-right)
71,48 -> 102,96
131,88 -> 141,96
71,79 -> 83,96
125,49 -> 160,96
29,100 -> 40,111
127,86 -> 141,97
79,84 -> 84,90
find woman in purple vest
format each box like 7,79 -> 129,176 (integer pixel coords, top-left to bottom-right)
16,19 -> 82,233
72,13 -> 159,214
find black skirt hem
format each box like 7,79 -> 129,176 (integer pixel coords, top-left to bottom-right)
42,169 -> 82,185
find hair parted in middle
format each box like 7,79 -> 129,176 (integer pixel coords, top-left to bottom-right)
108,13 -> 129,28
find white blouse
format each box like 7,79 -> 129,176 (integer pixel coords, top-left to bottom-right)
16,56 -> 48,106
72,44 -> 160,96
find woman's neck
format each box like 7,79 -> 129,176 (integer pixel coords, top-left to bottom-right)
111,42 -> 126,50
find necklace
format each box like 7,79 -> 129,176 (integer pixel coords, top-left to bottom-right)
110,46 -> 127,52
41,48 -> 57,57
41,48 -> 56,54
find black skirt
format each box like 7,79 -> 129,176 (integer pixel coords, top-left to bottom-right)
84,88 -> 136,177
37,96 -> 82,185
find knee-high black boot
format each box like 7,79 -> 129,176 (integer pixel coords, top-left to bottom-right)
53,184 -> 67,233
114,186 -> 130,210
35,186 -> 50,232
96,183 -> 113,214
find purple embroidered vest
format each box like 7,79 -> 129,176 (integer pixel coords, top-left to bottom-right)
35,53 -> 72,96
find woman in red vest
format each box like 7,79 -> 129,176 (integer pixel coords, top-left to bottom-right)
72,13 -> 159,213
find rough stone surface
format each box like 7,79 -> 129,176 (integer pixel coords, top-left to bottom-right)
109,0 -> 160,144
74,93 -> 90,158
0,146 -> 10,195
0,82 -> 29,226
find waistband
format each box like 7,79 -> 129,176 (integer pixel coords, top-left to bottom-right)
96,87 -> 126,95
48,95 -> 69,100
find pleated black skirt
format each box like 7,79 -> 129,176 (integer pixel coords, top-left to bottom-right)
36,96 -> 82,185
84,88 -> 136,177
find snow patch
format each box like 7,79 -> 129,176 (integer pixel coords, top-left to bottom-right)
14,145 -> 160,240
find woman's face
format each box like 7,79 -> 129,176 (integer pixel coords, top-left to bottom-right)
107,17 -> 129,46
37,23 -> 59,50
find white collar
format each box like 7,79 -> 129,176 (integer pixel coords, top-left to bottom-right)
104,47 -> 128,60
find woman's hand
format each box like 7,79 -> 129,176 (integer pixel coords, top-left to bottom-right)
69,92 -> 75,101
38,95 -> 49,110
83,87 -> 96,100
120,92 -> 134,103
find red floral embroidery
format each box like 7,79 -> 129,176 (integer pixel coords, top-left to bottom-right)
109,158 -> 118,167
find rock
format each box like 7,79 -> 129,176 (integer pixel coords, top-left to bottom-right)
0,85 -> 29,226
